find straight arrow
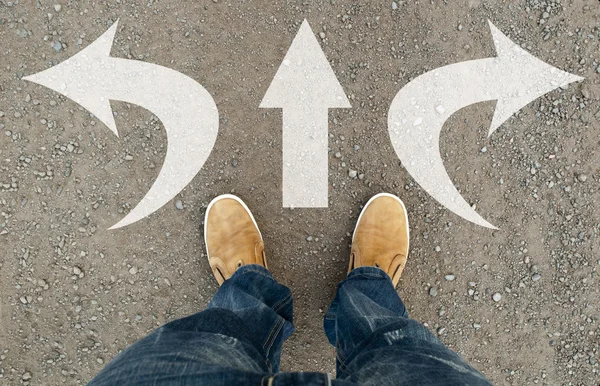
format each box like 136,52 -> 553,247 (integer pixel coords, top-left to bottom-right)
261,19 -> 351,208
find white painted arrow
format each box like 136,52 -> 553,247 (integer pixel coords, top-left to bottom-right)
388,21 -> 583,229
24,21 -> 219,229
261,19 -> 350,208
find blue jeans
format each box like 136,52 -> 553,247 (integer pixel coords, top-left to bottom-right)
88,265 -> 491,385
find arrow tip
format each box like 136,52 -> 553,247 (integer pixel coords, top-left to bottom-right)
487,20 -> 583,136
260,18 -> 350,109
23,20 -> 120,137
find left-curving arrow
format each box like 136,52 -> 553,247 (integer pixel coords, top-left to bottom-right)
24,21 -> 219,230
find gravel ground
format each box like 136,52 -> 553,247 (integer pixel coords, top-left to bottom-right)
1,0 -> 599,384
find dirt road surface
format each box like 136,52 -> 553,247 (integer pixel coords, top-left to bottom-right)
1,0 -> 599,384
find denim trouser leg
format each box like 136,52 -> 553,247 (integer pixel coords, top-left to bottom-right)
324,266 -> 492,386
87,265 -> 295,385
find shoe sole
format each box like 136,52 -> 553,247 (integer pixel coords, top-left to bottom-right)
352,192 -> 410,253
203,194 -> 263,261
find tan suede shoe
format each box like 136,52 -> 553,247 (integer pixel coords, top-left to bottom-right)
349,193 -> 410,287
204,194 -> 267,285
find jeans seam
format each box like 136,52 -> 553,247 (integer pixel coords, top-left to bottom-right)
263,317 -> 284,353
336,342 -> 347,370
272,293 -> 292,313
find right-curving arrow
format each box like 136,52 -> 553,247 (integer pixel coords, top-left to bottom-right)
388,20 -> 583,229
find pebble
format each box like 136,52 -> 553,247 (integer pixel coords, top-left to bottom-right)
175,200 -> 183,210
492,292 -> 502,302
319,32 -> 326,39
480,146 -> 487,153
129,266 -> 138,275
4,130 -> 12,136
22,372 -> 32,380
124,155 -> 134,161
444,274 -> 455,281
435,246 -> 441,252
392,1 -> 398,9
54,4 -> 62,12
435,105 -> 445,114
73,266 -> 82,275
429,287 -> 437,296
348,169 -> 357,178
577,174 -> 587,182
532,273 -> 542,281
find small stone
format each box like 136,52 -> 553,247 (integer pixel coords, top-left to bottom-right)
54,4 -> 62,11
5,130 -> 12,137
124,155 -> 134,161
492,292 -> 502,302
480,146 -> 487,153
444,274 -> 455,281
52,41 -> 62,52
542,11 -> 549,18
532,273 -> 542,281
319,32 -> 326,39
437,327 -> 445,334
20,296 -> 28,304
392,1 -> 398,9
22,372 -> 32,380
577,174 -> 587,182
73,266 -> 82,275
457,24 -> 463,31
435,105 -> 445,114
348,169 -> 357,178
175,200 -> 184,210
429,287 -> 437,297
129,266 -> 138,275
435,246 -> 441,252
97,358 -> 104,364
